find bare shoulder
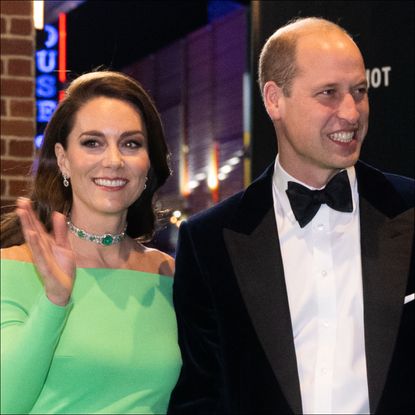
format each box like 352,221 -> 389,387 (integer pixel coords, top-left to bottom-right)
135,242 -> 175,277
0,243 -> 33,262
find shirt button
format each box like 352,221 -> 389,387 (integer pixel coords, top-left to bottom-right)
321,270 -> 327,277
323,320 -> 329,327
321,368 -> 328,375
317,223 -> 324,231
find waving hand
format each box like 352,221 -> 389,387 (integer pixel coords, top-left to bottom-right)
16,198 -> 76,306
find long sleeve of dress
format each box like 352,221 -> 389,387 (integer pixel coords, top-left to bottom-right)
1,260 -> 72,414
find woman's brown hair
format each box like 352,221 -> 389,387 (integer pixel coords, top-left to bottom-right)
1,71 -> 171,248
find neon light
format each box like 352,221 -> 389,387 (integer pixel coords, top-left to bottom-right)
37,100 -> 57,123
35,23 -> 59,149
58,13 -> 67,83
58,90 -> 66,102
44,24 -> 58,48
36,74 -> 57,98
36,50 -> 58,73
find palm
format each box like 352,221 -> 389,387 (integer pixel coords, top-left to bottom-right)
16,199 -> 76,306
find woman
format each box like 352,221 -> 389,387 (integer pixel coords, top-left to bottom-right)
0,71 -> 182,414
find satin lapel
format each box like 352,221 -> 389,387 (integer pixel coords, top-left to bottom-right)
360,197 -> 414,413
223,209 -> 302,414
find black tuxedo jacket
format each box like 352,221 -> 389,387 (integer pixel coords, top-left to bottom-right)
168,161 -> 414,414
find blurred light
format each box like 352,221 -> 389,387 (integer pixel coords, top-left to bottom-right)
195,172 -> 207,181
34,134 -> 44,149
188,180 -> 199,189
58,90 -> 65,102
218,172 -> 227,181
228,157 -> 240,165
207,169 -> 218,190
170,216 -> 178,224
219,165 -> 232,174
173,210 -> 182,218
208,142 -> 219,203
180,144 -> 190,197
243,72 -> 252,187
33,0 -> 44,30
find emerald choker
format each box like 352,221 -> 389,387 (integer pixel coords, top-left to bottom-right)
66,219 -> 127,246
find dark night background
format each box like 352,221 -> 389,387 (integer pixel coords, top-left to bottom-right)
45,0 -> 414,180
63,0 -> 250,76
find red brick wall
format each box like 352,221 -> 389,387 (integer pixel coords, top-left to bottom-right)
1,0 -> 35,213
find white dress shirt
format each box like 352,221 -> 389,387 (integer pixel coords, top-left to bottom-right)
272,156 -> 370,414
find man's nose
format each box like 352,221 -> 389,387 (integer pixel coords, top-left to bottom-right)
337,93 -> 360,124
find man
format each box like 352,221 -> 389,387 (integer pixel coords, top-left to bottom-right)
168,17 -> 414,414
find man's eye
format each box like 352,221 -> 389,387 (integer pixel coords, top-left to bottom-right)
354,87 -> 368,97
321,89 -> 335,96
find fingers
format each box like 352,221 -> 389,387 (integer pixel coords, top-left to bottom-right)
52,211 -> 70,248
16,198 -> 70,251
16,199 -> 46,257
16,198 -> 47,236
16,198 -> 54,267
16,199 -> 36,244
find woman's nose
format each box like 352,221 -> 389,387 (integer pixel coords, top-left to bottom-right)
102,146 -> 124,168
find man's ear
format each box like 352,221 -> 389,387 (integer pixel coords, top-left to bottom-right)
55,143 -> 70,176
263,81 -> 284,121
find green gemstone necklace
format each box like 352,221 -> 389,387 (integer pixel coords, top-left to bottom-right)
66,219 -> 127,246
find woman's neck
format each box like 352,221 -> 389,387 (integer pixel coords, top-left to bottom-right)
69,236 -> 138,269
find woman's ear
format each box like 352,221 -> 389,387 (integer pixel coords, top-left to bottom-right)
55,143 -> 70,176
263,81 -> 284,121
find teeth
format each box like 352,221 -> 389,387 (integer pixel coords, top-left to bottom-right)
94,179 -> 127,187
329,131 -> 354,143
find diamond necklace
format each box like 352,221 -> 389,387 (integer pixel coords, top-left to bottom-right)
66,219 -> 127,246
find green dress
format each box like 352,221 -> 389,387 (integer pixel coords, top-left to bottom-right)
1,259 -> 182,414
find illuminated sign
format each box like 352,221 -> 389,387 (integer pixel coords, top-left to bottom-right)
35,24 -> 59,149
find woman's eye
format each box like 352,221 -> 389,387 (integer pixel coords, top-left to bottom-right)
81,139 -> 100,148
124,140 -> 142,149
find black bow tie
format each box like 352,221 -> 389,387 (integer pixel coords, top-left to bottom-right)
286,170 -> 353,228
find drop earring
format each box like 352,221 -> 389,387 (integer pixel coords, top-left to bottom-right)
63,173 -> 70,188
143,176 -> 148,190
